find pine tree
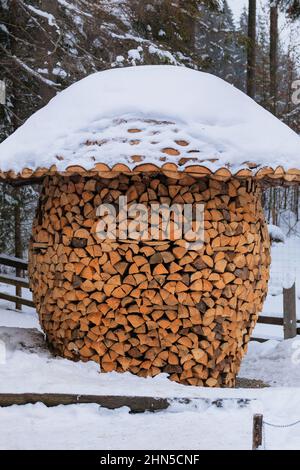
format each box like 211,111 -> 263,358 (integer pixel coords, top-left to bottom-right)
247,0 -> 257,98
256,6 -> 271,109
195,0 -> 241,86
234,7 -> 248,92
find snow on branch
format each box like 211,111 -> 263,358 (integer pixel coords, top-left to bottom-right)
57,0 -> 92,18
24,3 -> 60,34
12,56 -> 60,88
148,45 -> 177,65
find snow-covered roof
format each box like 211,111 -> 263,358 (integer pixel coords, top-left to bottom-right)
0,65 -> 300,183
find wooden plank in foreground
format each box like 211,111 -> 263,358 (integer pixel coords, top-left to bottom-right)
0,394 -> 253,412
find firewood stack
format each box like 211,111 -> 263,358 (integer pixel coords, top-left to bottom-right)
29,171 -> 270,387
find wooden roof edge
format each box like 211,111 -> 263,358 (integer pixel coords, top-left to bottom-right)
1,164 -> 300,186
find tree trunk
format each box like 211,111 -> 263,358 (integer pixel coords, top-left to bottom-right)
14,189 -> 23,310
272,188 -> 277,226
247,0 -> 257,98
270,2 -> 278,114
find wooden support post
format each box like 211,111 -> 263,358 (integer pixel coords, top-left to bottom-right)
283,282 -> 297,339
252,414 -> 263,450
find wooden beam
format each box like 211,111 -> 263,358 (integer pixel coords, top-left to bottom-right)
0,253 -> 28,270
0,292 -> 34,308
0,393 -> 253,412
31,242 -> 48,250
0,274 -> 29,289
8,177 -> 44,187
258,315 -> 283,326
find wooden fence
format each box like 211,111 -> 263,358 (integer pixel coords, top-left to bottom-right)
254,282 -> 298,342
0,254 -> 35,309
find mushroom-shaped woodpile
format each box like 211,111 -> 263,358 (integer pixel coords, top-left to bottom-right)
1,66 -> 299,387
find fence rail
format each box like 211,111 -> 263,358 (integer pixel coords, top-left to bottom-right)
0,254 -> 28,270
0,273 -> 30,289
258,314 -> 300,334
0,254 -> 34,309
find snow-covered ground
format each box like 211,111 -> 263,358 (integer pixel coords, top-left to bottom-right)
1,236 -> 300,450
0,300 -> 300,449
0,400 -> 254,450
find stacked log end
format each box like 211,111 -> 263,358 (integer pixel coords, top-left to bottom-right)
29,173 -> 270,387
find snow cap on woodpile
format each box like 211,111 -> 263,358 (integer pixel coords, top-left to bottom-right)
0,65 -> 300,183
